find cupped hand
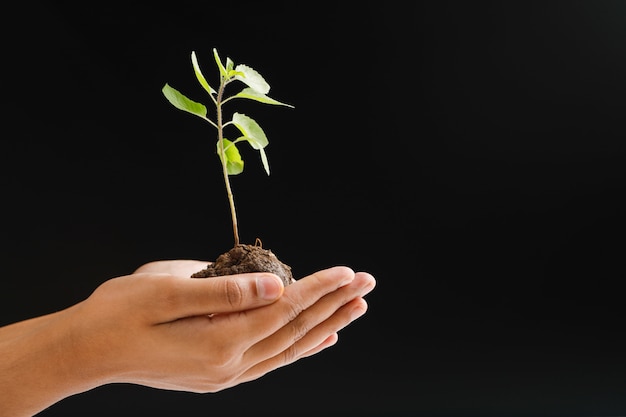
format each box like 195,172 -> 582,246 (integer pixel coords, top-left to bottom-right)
66,261 -> 376,393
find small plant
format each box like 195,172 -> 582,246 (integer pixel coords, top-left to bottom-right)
162,48 -> 295,285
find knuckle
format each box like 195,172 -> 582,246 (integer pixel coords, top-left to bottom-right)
281,343 -> 299,365
159,277 -> 184,309
207,371 -> 237,388
198,353 -> 242,390
282,293 -> 306,322
222,278 -> 244,309
133,261 -> 160,274
210,351 -> 234,369
203,339 -> 242,370
204,343 -> 235,368
289,316 -> 310,344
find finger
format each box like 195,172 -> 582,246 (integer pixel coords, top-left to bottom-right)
214,266 -> 357,348
133,260 -> 212,276
235,333 -> 340,385
149,272 -> 284,322
291,298 -> 368,360
243,272 -> 374,364
240,297 -> 368,382
299,333 -> 339,359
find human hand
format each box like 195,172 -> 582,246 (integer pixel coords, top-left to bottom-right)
0,260 -> 375,417
66,261 -> 375,393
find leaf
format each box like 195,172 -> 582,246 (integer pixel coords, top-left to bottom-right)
233,88 -> 294,107
225,57 -> 235,73
213,48 -> 227,78
191,51 -> 216,95
162,83 -> 207,118
217,138 -> 244,175
259,146 -> 270,175
231,112 -> 269,149
228,69 -> 245,78
234,64 -> 270,94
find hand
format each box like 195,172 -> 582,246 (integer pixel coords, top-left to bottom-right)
77,261 -> 375,391
0,260 -> 375,417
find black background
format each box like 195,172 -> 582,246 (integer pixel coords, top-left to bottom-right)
2,1 -> 626,416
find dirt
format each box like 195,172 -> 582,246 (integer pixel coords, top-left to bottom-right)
191,242 -> 295,286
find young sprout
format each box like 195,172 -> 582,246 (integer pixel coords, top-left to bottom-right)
162,48 -> 293,246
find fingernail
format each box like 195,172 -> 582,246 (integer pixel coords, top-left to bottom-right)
338,268 -> 355,286
257,275 -> 283,300
360,279 -> 376,296
341,275 -> 355,287
350,303 -> 367,320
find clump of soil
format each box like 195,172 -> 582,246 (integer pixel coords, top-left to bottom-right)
191,242 -> 294,286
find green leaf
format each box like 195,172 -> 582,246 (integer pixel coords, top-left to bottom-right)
213,48 -> 227,78
217,138 -> 244,175
191,51 -> 216,95
228,69 -> 245,78
233,88 -> 294,107
231,112 -> 269,149
259,146 -> 270,175
225,57 -> 235,73
162,83 -> 207,118
234,64 -> 270,94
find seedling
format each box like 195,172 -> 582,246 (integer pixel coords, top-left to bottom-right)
162,48 -> 295,284
162,48 -> 292,246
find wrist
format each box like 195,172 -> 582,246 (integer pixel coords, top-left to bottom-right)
55,302 -> 120,392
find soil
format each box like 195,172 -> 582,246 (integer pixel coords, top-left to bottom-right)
191,242 -> 295,286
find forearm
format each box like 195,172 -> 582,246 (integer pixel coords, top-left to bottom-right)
0,314 -> 58,341
0,305 -> 99,417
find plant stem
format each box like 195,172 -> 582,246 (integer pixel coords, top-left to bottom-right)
216,80 -> 240,246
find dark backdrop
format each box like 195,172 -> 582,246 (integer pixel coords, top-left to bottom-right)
2,1 -> 626,416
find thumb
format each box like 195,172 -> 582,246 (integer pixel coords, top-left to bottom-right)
160,273 -> 285,320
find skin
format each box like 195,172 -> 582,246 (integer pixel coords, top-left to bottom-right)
0,260 -> 376,417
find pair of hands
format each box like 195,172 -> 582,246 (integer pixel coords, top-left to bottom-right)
0,260 -> 376,417
78,260 -> 375,391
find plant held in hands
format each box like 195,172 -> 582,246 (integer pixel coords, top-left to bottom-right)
162,48 -> 295,285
